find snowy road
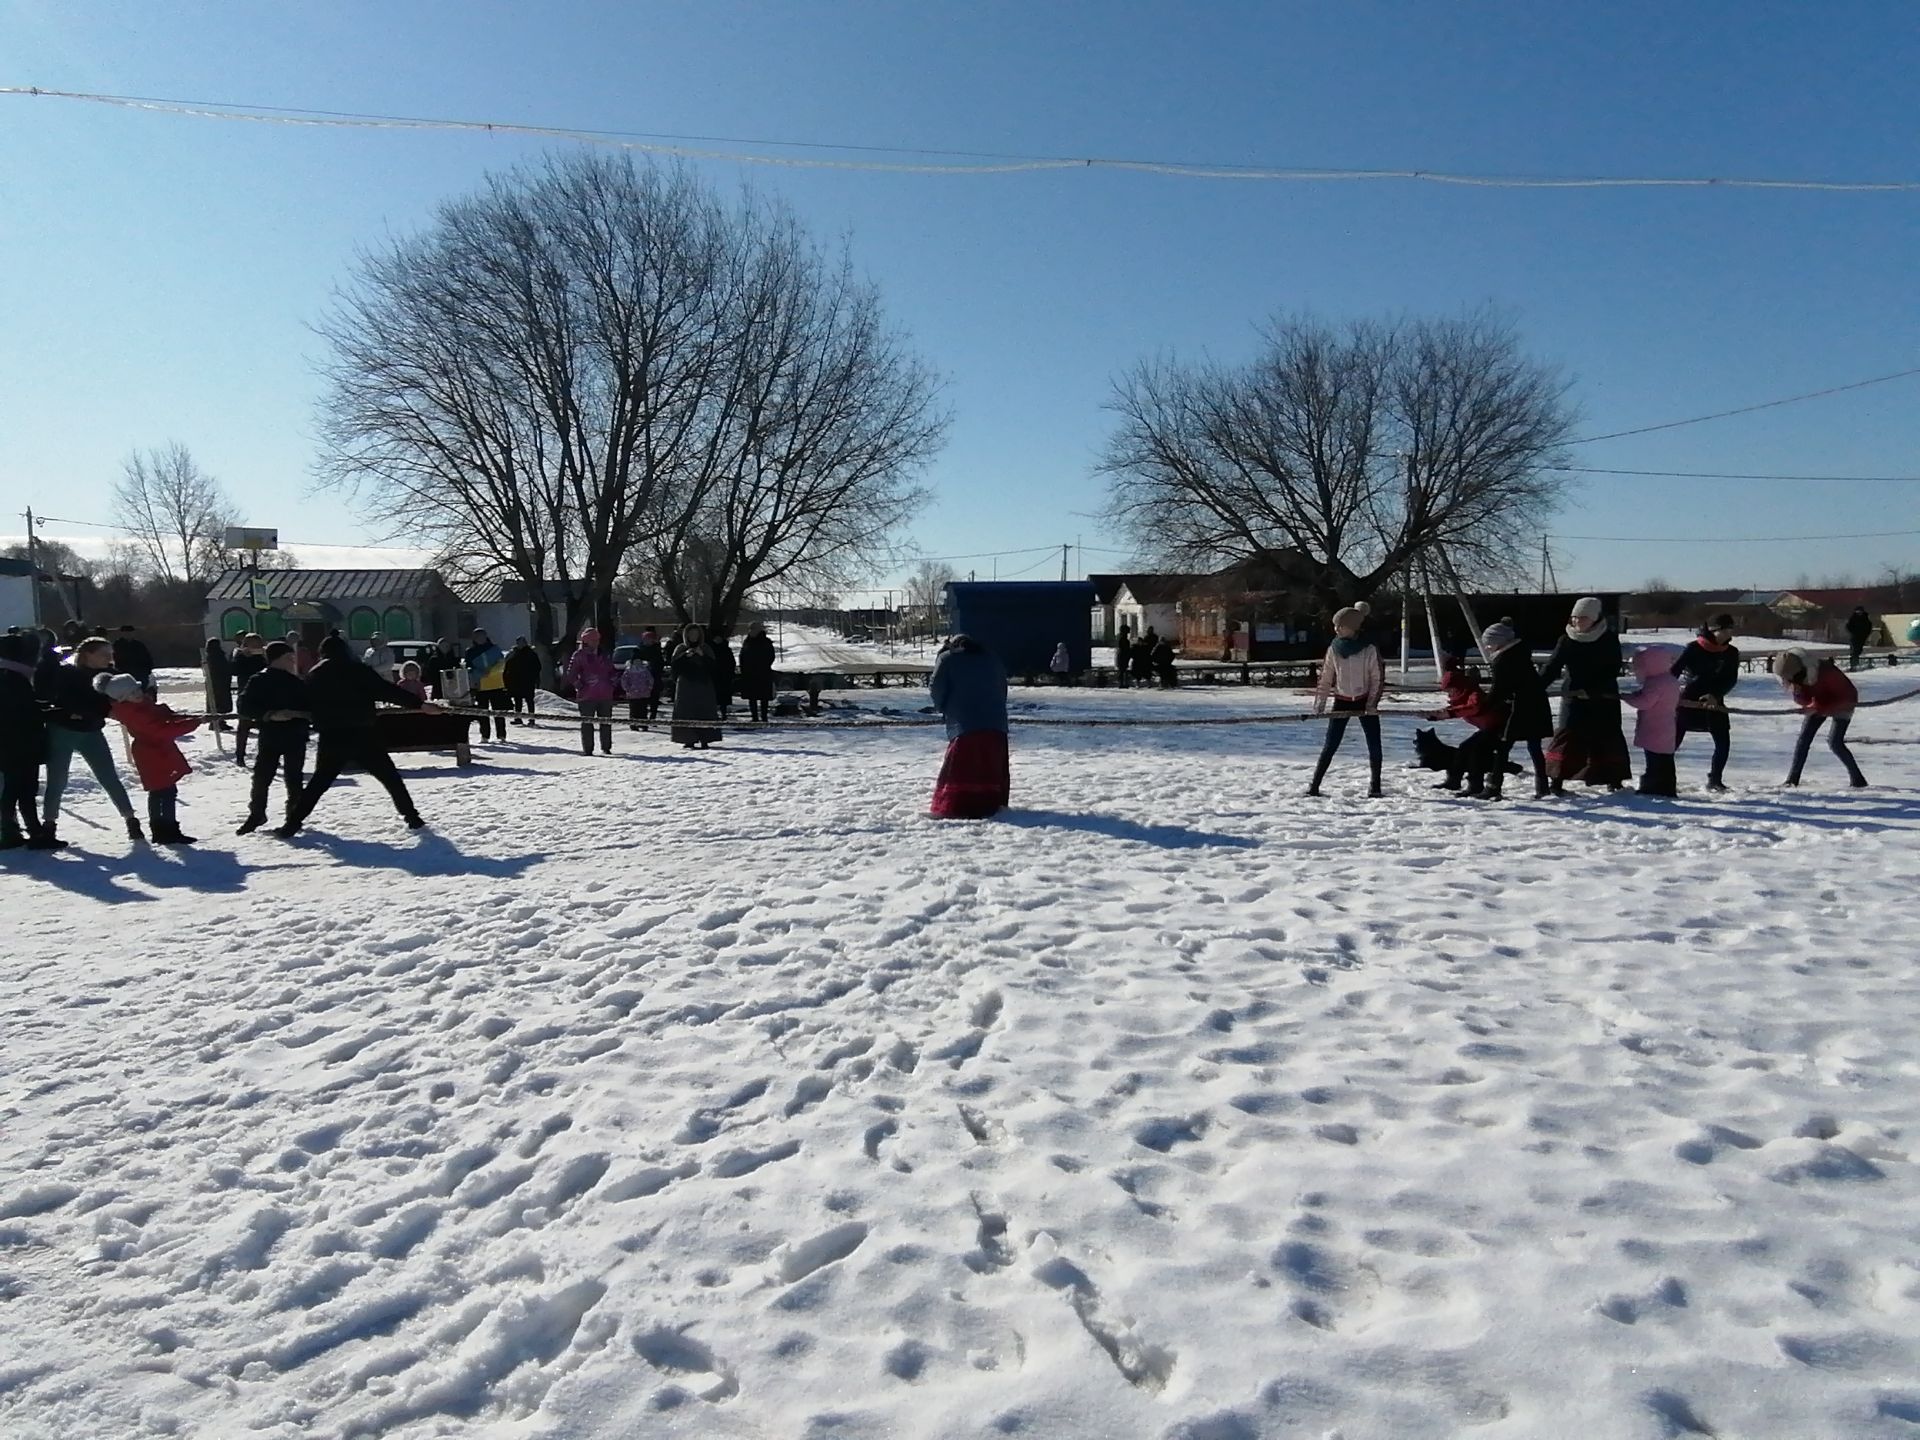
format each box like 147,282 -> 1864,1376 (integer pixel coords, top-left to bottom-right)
5,670 -> 1920,1438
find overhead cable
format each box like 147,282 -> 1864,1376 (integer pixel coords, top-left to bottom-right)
7,86 -> 1920,190
1552,465 -> 1920,483
1571,366 -> 1920,444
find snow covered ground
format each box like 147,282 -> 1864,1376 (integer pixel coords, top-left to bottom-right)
7,665 -> 1920,1438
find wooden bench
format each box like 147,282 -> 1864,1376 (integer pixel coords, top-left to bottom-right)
376,709 -> 474,765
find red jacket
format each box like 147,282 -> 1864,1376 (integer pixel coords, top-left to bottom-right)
1439,661 -> 1501,731
1791,661 -> 1857,717
109,698 -> 201,791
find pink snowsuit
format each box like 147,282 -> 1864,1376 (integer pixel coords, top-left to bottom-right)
1622,645 -> 1682,754
563,647 -> 618,703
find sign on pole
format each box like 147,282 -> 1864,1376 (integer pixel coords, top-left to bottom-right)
224,526 -> 279,551
251,576 -> 274,611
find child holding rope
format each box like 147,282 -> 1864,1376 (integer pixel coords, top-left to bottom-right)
1775,649 -> 1868,788
99,672 -> 203,844
1309,602 -> 1384,797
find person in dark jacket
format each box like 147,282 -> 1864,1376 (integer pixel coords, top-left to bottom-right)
419,636 -> 457,700
276,634 -> 436,837
503,638 -> 542,726
738,622 -> 777,723
203,637 -> 234,732
112,626 -> 155,695
236,641 -> 312,834
42,637 -> 142,840
1775,648 -> 1868,788
1537,596 -> 1631,792
33,628 -> 65,701
1670,615 -> 1740,791
0,633 -> 62,849
1151,636 -> 1178,689
635,629 -> 666,722
710,630 -> 737,718
1114,628 -> 1133,689
1845,606 -> 1874,671
669,625 -> 724,749
1480,620 -> 1552,801
230,633 -> 269,766
929,634 -> 1011,818
1131,629 -> 1156,685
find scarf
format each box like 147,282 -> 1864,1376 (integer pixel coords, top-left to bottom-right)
1564,618 -> 1609,644
1331,634 -> 1370,658
1695,634 -> 1729,653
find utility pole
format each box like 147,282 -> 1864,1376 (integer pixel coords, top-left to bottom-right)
1540,535 -> 1549,591
1061,543 -> 1069,581
21,506 -> 42,629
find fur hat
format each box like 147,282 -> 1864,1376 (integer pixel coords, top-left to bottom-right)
1480,620 -> 1519,657
265,641 -> 295,662
1332,601 -> 1371,634
1570,596 -> 1603,622
1773,649 -> 1813,682
95,672 -> 144,701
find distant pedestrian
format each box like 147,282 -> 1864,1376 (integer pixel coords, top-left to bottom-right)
1671,615 -> 1740,792
112,625 -> 156,697
635,628 -> 666,721
236,641 -> 310,835
1049,642 -> 1072,685
670,625 -> 724,749
420,636 -> 458,700
277,634 -> 435,837
1845,606 -> 1874,671
619,649 -> 656,730
929,634 -> 1010,818
99,673 -> 203,844
711,630 -> 737,719
362,631 -> 397,680
738,622 -> 777,723
1152,636 -> 1178,689
1481,619 -> 1553,801
465,629 -> 509,742
1622,644 -> 1683,797
0,633 -> 61,849
203,637 -> 233,732
503,637 -> 541,726
1114,628 -> 1133,689
230,633 -> 269,766
1537,596 -> 1631,792
1775,649 -> 1868,788
42,638 -> 141,842
562,627 -> 618,755
1131,629 -> 1155,686
1308,602 -> 1384,797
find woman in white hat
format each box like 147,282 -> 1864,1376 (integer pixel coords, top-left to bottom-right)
1309,602 -> 1385,797
1536,596 -> 1631,793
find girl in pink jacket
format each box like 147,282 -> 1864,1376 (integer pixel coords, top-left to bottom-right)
563,628 -> 620,756
1309,601 -> 1386,798
1622,644 -> 1682,796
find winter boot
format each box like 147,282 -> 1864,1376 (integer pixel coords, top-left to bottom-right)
402,812 -> 427,830
27,831 -> 67,850
153,825 -> 198,845
125,816 -> 146,842
0,831 -> 23,851
236,814 -> 267,835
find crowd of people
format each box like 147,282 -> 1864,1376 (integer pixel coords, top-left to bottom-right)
0,599 -> 1892,852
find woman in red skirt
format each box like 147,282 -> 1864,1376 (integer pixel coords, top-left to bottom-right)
928,634 -> 1010,818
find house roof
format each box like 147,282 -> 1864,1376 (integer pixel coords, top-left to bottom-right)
1777,585 -> 1908,612
1087,573 -> 1128,606
454,577 -> 595,606
1115,574 -> 1204,605
205,568 -> 447,603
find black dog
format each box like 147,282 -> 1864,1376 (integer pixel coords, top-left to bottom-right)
1413,727 -> 1519,794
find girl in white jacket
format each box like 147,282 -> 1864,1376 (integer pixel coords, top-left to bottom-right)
1309,602 -> 1386,797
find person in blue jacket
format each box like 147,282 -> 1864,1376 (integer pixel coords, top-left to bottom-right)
928,634 -> 1010,818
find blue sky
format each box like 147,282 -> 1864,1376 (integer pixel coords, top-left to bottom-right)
3,0 -> 1916,596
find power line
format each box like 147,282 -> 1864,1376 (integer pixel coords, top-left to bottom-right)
29,513 -> 423,551
1552,465 -> 1920,483
1570,366 -> 1920,444
8,86 -> 1920,190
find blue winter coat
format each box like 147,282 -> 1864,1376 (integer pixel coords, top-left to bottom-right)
929,646 -> 1008,740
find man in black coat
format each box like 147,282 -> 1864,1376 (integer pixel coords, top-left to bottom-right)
709,631 -> 737,718
276,634 -> 436,837
0,633 -> 61,849
1845,606 -> 1874,671
113,625 -> 156,695
502,638 -> 542,726
236,641 -> 312,835
1670,615 -> 1740,791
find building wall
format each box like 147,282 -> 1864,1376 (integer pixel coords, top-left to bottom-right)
1114,598 -> 1180,643
0,574 -> 34,631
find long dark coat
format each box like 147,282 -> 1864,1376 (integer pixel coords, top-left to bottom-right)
1538,626 -> 1631,783
737,633 -> 777,702
670,645 -> 723,746
1486,644 -> 1553,743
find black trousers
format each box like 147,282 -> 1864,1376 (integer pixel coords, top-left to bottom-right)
473,690 -> 509,739
578,699 -> 612,753
290,727 -> 418,825
1788,714 -> 1866,786
1639,751 -> 1677,796
746,696 -> 770,722
2,759 -> 40,839
1312,698 -> 1382,790
510,689 -> 538,723
247,723 -> 309,821
1675,708 -> 1730,782
1490,738 -> 1548,797
1848,640 -> 1866,670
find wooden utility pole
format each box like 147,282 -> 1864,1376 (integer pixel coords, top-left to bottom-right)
21,507 -> 42,630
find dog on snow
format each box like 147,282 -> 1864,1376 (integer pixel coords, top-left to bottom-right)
1413,726 -> 1520,794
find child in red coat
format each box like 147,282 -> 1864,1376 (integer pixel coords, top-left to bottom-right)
1774,649 -> 1867,788
99,673 -> 204,843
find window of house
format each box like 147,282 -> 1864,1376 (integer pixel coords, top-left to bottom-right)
348,607 -> 381,640
382,606 -> 415,640
220,608 -> 251,639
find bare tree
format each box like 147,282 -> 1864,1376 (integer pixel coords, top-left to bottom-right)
644,209 -> 943,632
317,151 -> 938,650
901,559 -> 956,635
1101,312 -> 1575,612
113,442 -> 237,585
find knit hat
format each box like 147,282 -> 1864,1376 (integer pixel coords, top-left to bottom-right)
1570,596 -> 1603,622
95,672 -> 143,701
318,634 -> 352,662
1332,601 -> 1371,635
1773,649 -> 1812,682
265,641 -> 294,662
1707,614 -> 1735,632
577,627 -> 601,651
1480,620 -> 1519,657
